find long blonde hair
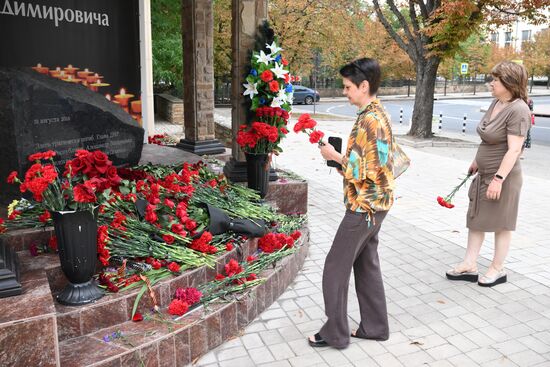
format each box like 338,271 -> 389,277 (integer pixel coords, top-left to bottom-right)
490,61 -> 529,104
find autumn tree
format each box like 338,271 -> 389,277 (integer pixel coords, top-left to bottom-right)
372,0 -> 547,138
523,28 -> 550,90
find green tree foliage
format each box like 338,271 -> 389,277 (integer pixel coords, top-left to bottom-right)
151,0 -> 183,95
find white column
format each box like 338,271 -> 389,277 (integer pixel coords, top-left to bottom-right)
139,0 -> 154,143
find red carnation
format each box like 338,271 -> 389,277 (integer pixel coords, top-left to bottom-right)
167,262 -> 181,273
290,230 -> 302,241
174,287 -> 202,305
73,183 -> 97,203
151,260 -> 162,270
42,150 -> 56,160
168,299 -> 189,316
260,70 -> 274,82
215,274 -> 225,281
309,130 -> 324,144
48,236 -> 58,252
6,171 -> 18,184
269,80 -> 280,93
226,242 -> 234,251
185,220 -> 197,231
38,210 -> 51,223
224,259 -> 243,277
132,312 -> 143,322
163,234 -> 175,245
281,57 -> 289,66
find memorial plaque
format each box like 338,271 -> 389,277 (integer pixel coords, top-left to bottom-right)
0,68 -> 144,203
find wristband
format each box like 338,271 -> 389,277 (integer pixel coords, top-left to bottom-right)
494,174 -> 504,181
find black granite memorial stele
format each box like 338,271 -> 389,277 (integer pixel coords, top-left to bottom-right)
0,67 -> 144,298
0,67 -> 144,204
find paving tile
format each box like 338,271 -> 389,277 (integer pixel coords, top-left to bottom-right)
425,343 -> 462,360
318,348 -> 350,366
288,353 -> 325,367
241,333 -> 264,349
218,356 -> 256,367
249,346 -> 275,364
268,343 -> 296,361
396,350 -> 434,366
372,352 -> 405,367
507,350 -> 548,367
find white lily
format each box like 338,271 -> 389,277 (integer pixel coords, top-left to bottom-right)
271,97 -> 284,108
270,63 -> 289,80
243,81 -> 258,99
254,50 -> 273,65
266,41 -> 283,55
276,89 -> 288,104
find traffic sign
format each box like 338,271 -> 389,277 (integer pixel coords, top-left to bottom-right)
460,63 -> 469,75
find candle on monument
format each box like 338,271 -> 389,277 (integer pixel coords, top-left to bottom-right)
113,88 -> 134,108
77,68 -> 92,79
32,63 -> 49,74
49,66 -> 61,77
64,64 -> 79,75
89,79 -> 110,92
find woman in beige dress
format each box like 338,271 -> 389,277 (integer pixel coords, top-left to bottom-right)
446,61 -> 531,287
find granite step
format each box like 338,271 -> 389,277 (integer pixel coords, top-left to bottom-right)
58,234 -> 309,367
53,238 -> 260,342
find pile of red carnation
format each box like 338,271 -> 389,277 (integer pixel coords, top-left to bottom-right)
148,134 -> 171,146
6,149 -> 122,211
168,287 -> 202,316
258,230 -> 301,253
214,258 -> 257,284
237,106 -> 290,154
190,231 -> 217,254
294,114 -> 324,144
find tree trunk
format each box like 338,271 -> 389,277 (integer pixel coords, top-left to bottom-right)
408,57 -> 440,138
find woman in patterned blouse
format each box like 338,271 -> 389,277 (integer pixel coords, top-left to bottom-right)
308,58 -> 395,349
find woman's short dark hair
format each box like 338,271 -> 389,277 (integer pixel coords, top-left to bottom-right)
339,58 -> 381,95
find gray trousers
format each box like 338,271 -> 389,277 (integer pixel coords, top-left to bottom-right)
319,210 -> 389,348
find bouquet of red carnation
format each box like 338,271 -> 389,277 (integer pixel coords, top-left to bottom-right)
148,134 -> 176,146
6,149 -> 121,212
237,106 -> 289,154
293,114 -> 325,145
437,174 -> 472,209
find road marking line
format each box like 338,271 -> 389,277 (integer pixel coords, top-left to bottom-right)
327,105 -> 346,114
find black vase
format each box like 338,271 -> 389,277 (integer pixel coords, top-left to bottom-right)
245,153 -> 270,198
51,210 -> 104,306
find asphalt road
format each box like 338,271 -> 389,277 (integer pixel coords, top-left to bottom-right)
297,96 -> 550,146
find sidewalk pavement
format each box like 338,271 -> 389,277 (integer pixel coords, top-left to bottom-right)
181,109 -> 550,367
321,87 -> 550,103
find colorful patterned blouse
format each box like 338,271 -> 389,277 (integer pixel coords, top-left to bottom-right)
341,99 -> 395,223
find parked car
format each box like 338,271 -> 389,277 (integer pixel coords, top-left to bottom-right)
292,86 -> 320,105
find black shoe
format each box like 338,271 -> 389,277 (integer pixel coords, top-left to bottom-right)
308,333 -> 328,347
478,271 -> 507,287
351,330 -> 388,341
445,268 -> 479,282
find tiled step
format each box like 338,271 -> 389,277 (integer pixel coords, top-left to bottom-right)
54,237 -> 260,342
1,224 -> 309,367
58,233 -> 309,367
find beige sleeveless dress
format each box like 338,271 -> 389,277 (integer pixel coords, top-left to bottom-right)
467,99 -> 531,232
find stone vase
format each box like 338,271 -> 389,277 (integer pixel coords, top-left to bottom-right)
245,153 -> 270,198
51,209 -> 104,306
